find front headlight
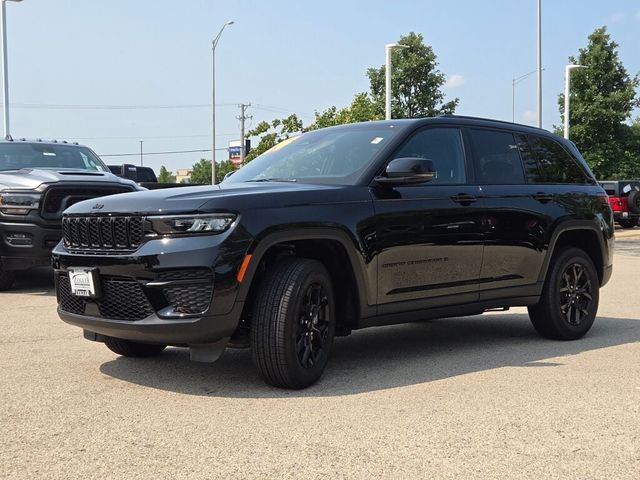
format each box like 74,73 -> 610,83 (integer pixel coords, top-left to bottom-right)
146,213 -> 237,236
0,192 -> 42,215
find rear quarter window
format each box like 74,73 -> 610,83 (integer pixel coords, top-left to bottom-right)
527,135 -> 589,184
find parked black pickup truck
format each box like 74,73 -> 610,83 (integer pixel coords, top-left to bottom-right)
0,139 -> 141,290
108,164 -> 191,189
53,116 -> 614,389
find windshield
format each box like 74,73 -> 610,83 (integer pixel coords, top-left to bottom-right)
224,124 -> 402,186
0,143 -> 108,172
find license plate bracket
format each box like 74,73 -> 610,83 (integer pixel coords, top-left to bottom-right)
68,268 -> 101,299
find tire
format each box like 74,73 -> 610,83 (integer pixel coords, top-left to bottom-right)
251,257 -> 335,389
528,247 -> 599,340
627,190 -> 640,214
104,337 -> 166,357
618,219 -> 637,229
0,266 -> 16,291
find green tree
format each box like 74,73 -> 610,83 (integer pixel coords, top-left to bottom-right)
245,114 -> 304,162
189,158 -> 212,184
216,160 -> 237,182
558,26 -> 640,179
157,165 -> 175,183
367,32 -> 458,118
308,93 -> 381,130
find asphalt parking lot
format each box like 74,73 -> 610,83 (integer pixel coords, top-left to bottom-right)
2,234 -> 640,479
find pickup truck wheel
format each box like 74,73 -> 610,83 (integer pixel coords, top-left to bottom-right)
0,266 -> 16,291
251,258 -> 335,389
104,337 -> 166,357
528,247 -> 599,340
618,219 -> 637,229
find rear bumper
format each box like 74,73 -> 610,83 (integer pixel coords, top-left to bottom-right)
0,220 -> 61,271
613,212 -> 639,221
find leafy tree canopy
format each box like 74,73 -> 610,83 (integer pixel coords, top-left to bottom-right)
558,26 -> 640,179
189,158 -> 212,185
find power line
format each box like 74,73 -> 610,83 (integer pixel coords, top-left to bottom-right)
100,148 -> 226,158
5,102 -> 235,110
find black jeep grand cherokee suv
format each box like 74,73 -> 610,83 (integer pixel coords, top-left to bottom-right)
53,116 -> 614,389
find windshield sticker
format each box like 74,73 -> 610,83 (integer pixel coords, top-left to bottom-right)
43,152 -> 57,156
371,137 -> 384,144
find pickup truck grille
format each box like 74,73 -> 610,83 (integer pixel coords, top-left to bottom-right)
62,216 -> 144,252
42,186 -> 132,219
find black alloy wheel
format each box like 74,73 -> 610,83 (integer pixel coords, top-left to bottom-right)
528,247 -> 599,340
559,263 -> 593,326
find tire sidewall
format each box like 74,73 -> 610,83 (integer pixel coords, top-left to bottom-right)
546,249 -> 599,339
282,264 -> 336,385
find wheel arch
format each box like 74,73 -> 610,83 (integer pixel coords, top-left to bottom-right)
237,228 -> 375,328
539,222 -> 609,285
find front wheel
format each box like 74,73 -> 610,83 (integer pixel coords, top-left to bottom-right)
251,257 -> 335,389
528,247 -> 599,340
104,337 -> 166,357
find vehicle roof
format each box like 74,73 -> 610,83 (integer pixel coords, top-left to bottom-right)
0,137 -> 88,148
324,115 -> 557,137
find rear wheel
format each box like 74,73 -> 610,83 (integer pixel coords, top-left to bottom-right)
528,247 -> 599,340
618,219 -> 637,229
251,257 -> 335,389
104,337 -> 166,357
0,266 -> 16,291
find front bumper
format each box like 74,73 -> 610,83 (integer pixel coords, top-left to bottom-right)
53,230 -> 252,346
0,219 -> 62,271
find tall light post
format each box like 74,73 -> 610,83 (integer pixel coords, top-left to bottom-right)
1,0 -> 22,140
563,64 -> 586,139
385,43 -> 409,120
211,20 -> 234,184
536,0 -> 543,128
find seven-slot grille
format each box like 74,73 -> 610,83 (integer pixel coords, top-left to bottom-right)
62,216 -> 144,252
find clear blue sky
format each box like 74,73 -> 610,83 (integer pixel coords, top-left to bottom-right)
6,0 -> 640,172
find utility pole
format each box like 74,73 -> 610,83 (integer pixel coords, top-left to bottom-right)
139,140 -> 143,166
1,0 -> 23,140
237,103 -> 252,164
537,0 -> 543,128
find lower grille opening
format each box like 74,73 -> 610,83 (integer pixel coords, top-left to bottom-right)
58,275 -> 154,321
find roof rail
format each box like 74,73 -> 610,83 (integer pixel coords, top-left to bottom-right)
437,114 -> 548,131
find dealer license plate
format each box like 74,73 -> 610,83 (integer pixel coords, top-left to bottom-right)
68,268 -> 99,298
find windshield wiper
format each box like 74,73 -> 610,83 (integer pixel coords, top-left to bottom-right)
244,177 -> 297,183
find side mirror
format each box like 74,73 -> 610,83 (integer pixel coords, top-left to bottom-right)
375,157 -> 436,186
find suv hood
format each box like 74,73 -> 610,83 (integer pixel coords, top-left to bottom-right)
0,168 -> 138,190
64,181 -> 368,215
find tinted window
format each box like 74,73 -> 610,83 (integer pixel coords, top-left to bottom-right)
393,128 -> 466,184
527,135 -> 587,184
514,133 -> 542,183
137,167 -> 157,183
469,129 -> 525,185
0,143 -> 108,172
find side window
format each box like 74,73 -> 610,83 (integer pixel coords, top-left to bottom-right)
469,129 -> 525,185
393,128 -> 466,185
527,135 -> 588,184
514,133 -> 542,183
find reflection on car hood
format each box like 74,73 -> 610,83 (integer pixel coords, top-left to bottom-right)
64,181 -> 365,215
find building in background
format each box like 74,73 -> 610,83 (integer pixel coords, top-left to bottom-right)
175,168 -> 193,184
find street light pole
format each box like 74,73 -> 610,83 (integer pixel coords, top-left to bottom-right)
536,0 -> 542,128
564,64 -> 586,139
1,0 -> 22,140
385,43 -> 409,120
211,20 -> 234,185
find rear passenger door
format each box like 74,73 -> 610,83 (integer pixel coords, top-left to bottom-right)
469,128 -> 551,299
